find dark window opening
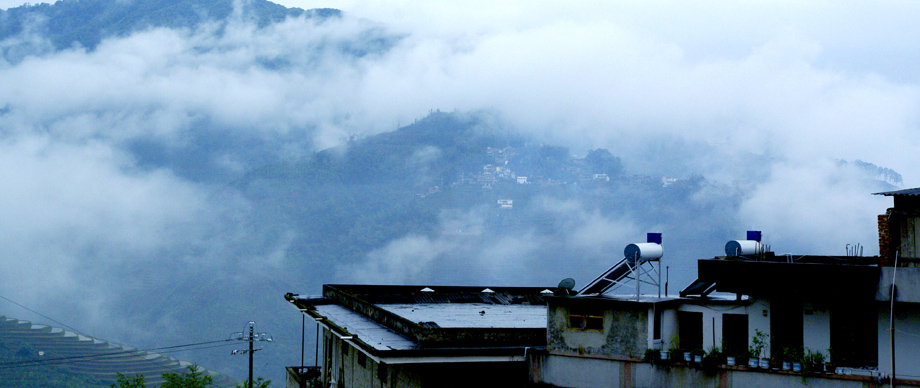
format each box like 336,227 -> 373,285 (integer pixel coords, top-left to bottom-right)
569,315 -> 584,329
678,311 -> 703,351
653,308 -> 662,340
357,351 -> 366,368
377,362 -> 387,383
771,299 -> 803,356
722,314 -> 748,357
568,308 -> 604,331
831,300 -> 877,367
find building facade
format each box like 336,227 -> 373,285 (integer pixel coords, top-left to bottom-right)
285,285 -> 552,388
286,188 -> 920,388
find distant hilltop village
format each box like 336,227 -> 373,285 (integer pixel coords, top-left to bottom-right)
416,145 -> 683,199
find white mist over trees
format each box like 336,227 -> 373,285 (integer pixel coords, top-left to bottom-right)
0,0 -> 916,384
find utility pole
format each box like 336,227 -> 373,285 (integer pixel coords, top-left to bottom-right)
230,321 -> 273,388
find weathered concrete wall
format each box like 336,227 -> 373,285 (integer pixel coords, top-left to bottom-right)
533,353 -> 886,388
802,299 -> 831,354
878,267 -> 920,303
675,303 -> 750,353
548,303 -> 648,359
877,302 -> 920,380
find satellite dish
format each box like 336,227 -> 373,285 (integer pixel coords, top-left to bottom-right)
558,278 -> 576,291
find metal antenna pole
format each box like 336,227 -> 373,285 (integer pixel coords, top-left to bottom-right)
301,314 -> 305,372
891,251 -> 899,388
249,324 -> 254,388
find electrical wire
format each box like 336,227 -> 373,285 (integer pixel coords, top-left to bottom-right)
0,339 -> 237,370
0,293 -> 251,372
0,293 -> 88,336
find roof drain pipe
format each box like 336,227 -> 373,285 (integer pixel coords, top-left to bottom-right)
890,250 -> 899,387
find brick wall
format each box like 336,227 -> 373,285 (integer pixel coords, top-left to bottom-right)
879,212 -> 891,267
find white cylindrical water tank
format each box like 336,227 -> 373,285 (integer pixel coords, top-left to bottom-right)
624,243 -> 663,263
725,240 -> 762,256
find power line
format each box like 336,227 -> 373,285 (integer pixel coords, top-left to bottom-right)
229,321 -> 273,388
0,339 -> 236,370
0,293 -> 88,336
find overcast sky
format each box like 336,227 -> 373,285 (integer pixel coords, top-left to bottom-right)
0,0 -> 916,379
1,0 -> 915,295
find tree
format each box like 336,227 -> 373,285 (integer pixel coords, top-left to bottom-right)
236,377 -> 272,388
160,365 -> 213,388
110,365 -> 213,388
584,148 -> 623,177
110,373 -> 146,388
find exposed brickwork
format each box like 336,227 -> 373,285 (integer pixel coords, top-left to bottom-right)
879,213 -> 891,267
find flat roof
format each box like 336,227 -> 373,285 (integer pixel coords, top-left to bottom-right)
313,305 -> 417,351
595,294 -> 683,303
377,303 -> 546,329
289,285 -> 551,350
874,188 -> 920,196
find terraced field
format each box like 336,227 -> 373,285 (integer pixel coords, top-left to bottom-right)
0,316 -> 237,387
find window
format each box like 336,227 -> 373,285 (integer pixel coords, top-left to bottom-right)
722,314 -> 748,356
357,351 -> 366,368
677,311 -> 703,351
377,362 -> 387,383
568,308 -> 604,331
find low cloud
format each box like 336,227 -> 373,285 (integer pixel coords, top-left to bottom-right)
0,1 -> 916,380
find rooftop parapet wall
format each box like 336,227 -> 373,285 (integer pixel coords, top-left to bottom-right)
546,297 -> 650,360
877,266 -> 920,303
697,258 -> 879,299
321,285 -> 548,348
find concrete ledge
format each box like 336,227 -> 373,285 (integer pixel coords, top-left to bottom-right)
533,353 -> 909,388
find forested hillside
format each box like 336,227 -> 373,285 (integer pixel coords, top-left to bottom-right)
0,0 -> 334,52
0,0 -> 909,385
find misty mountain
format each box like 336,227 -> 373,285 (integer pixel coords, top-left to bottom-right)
240,109 -> 905,287
0,0 -> 336,53
239,111 -> 741,280
0,0 -> 911,385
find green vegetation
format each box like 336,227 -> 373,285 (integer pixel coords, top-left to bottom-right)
110,373 -> 146,388
236,377 -> 272,388
109,368 -> 273,388
0,341 -> 105,388
110,365 -> 223,388
0,0 -> 339,54
749,329 -> 769,359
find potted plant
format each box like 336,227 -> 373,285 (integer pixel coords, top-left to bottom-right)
824,347 -> 836,374
668,335 -> 681,363
783,347 -> 802,372
747,344 -> 759,368
725,352 -> 736,367
655,340 -> 668,361
780,347 -> 792,371
751,329 -> 770,369
690,348 -> 705,364
644,348 -> 659,362
701,346 -> 722,374
803,348 -> 825,375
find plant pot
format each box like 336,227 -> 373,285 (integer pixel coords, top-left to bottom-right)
759,358 -> 770,369
660,350 -> 669,361
684,352 -> 692,362
748,358 -> 759,368
726,356 -> 735,366
782,362 -> 791,371
792,362 -> 802,372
